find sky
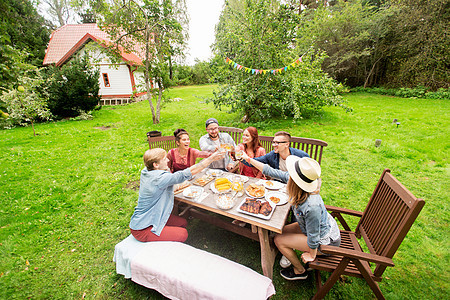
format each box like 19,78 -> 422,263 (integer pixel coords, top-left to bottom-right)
184,0 -> 224,65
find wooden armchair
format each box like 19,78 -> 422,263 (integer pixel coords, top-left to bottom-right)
309,169 -> 425,300
259,136 -> 328,165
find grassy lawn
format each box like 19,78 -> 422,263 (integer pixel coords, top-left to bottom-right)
0,84 -> 448,299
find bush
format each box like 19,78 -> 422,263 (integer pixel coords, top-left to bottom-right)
352,86 -> 450,100
45,56 -> 100,118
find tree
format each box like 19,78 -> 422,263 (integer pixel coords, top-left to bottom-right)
1,71 -> 52,136
87,0 -> 188,124
0,0 -> 51,66
212,0 -> 348,122
41,0 -> 71,26
45,56 -> 100,118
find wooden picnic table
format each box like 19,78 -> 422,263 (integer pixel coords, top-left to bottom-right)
175,169 -> 291,279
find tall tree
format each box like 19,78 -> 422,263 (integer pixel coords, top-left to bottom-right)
0,0 -> 51,66
87,0 -> 188,124
41,0 -> 71,26
212,0 -> 348,122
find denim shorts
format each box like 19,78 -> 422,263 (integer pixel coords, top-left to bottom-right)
318,237 -> 341,256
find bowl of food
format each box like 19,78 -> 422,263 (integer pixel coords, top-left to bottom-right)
215,193 -> 235,210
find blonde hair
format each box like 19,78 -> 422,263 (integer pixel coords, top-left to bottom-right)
287,178 -> 310,206
143,148 -> 166,170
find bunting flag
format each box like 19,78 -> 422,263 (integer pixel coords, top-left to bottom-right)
225,56 -> 304,75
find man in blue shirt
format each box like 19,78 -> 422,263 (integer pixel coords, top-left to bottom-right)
242,131 -> 309,171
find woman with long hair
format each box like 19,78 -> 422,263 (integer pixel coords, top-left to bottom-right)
167,129 -> 211,173
274,156 -> 340,280
236,127 -> 266,178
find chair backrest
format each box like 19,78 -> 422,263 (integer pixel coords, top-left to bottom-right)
218,126 -> 243,145
147,135 -> 177,151
258,135 -> 328,165
356,169 -> 425,277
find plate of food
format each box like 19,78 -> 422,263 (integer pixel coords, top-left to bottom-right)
174,181 -> 191,194
263,180 -> 284,190
182,186 -> 204,199
210,177 -> 232,193
192,174 -> 214,186
206,169 -> 224,177
245,183 -> 266,198
237,197 -> 276,220
265,191 -> 288,206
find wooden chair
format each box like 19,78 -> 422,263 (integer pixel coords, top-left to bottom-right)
309,169 -> 425,300
259,136 -> 328,165
147,135 -> 177,151
218,126 -> 243,145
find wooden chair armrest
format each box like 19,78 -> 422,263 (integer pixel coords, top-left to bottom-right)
319,245 -> 395,267
325,205 -> 363,217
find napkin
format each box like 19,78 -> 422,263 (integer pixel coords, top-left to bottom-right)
193,191 -> 209,204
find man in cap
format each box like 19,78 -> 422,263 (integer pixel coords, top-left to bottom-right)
199,118 -> 236,171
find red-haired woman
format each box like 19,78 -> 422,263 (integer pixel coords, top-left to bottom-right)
236,127 -> 266,178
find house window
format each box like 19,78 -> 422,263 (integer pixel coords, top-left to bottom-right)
102,73 -> 110,87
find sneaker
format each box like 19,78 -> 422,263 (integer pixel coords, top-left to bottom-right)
280,267 -> 308,281
280,255 -> 292,268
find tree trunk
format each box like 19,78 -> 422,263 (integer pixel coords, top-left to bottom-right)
144,27 -> 157,124
31,120 -> 36,136
364,57 -> 381,88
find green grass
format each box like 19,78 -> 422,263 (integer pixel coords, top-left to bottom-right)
0,85 -> 448,299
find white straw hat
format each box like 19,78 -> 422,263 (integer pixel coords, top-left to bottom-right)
286,156 -> 321,192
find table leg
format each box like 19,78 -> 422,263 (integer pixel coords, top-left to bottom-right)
258,227 -> 277,279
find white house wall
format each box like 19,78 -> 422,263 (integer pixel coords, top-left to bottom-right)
77,45 -> 134,98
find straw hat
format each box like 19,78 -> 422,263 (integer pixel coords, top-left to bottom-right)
286,156 -> 321,192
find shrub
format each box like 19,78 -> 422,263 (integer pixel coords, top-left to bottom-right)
45,56 -> 100,118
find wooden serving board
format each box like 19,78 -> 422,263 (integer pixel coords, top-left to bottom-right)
192,175 -> 214,187
174,182 -> 191,194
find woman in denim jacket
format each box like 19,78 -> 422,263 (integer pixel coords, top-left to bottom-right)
129,148 -> 224,242
274,156 -> 341,281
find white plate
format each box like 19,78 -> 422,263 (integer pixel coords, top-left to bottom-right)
263,180 -> 284,190
237,198 -> 276,220
210,180 -> 231,194
182,186 -> 204,199
265,191 -> 288,206
245,184 -> 266,198
206,169 -> 224,177
226,174 -> 250,183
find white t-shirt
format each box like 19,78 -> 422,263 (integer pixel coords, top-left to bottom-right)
279,157 -> 287,171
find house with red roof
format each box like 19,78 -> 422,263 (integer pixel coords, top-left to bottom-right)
43,23 -> 148,105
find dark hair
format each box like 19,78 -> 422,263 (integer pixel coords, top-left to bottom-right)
244,127 -> 262,153
274,131 -> 291,141
173,128 -> 189,142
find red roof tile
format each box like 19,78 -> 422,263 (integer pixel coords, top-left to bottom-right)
43,24 -> 144,66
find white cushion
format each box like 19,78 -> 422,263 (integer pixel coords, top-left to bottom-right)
114,235 -> 275,300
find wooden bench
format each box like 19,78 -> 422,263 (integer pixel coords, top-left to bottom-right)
114,235 -> 276,299
309,169 -> 425,300
218,126 -> 244,145
259,135 -> 328,165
